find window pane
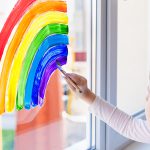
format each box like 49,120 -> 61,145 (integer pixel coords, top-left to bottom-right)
0,0 -> 92,149
117,0 -> 150,114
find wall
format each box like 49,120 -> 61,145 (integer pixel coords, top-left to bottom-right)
117,0 -> 150,114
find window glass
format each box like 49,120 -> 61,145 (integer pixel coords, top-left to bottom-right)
0,0 -> 91,149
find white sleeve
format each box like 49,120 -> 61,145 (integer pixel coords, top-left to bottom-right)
89,96 -> 150,143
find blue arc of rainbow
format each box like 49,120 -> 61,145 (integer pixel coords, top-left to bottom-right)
24,35 -> 68,109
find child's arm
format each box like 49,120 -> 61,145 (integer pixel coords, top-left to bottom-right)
65,73 -> 150,143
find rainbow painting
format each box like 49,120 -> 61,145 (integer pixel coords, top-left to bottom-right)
0,0 -> 69,114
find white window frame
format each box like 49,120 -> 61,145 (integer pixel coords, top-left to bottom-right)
94,0 -> 146,150
90,0 -> 108,149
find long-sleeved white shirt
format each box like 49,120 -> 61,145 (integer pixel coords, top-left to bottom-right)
88,96 -> 150,143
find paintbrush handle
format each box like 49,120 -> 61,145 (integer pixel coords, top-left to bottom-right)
66,75 -> 82,93
58,69 -> 82,93
56,60 -> 82,93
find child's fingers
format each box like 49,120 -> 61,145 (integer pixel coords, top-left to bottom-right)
66,73 -> 82,85
65,77 -> 76,92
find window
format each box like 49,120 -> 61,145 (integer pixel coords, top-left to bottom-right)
0,0 -> 95,150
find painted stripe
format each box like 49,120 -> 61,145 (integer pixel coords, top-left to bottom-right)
17,24 -> 68,110
32,46 -> 68,108
0,1 -> 67,114
0,1 -> 67,60
17,35 -> 68,110
39,56 -> 67,107
0,0 -> 36,60
6,12 -> 68,112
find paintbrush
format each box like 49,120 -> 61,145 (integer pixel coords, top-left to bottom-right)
56,60 -> 82,93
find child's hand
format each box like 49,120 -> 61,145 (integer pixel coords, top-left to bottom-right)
65,73 -> 96,104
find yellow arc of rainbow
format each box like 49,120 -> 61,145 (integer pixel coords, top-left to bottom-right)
6,11 -> 68,112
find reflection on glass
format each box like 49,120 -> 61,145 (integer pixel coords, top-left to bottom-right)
117,0 -> 150,114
